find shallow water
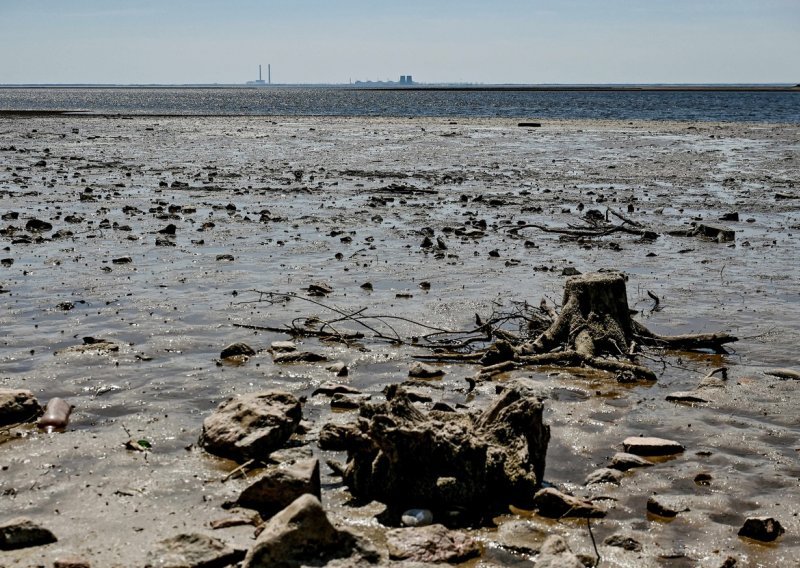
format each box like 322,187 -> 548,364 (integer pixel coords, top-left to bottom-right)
1,116 -> 798,566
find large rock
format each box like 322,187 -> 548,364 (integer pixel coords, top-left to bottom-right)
0,389 -> 42,426
145,533 -> 244,568
237,458 -> 321,517
242,494 -> 379,568
199,391 -> 301,463
385,524 -> 480,563
0,517 -> 57,551
318,385 -> 549,524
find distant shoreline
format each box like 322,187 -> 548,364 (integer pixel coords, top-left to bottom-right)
0,83 -> 798,93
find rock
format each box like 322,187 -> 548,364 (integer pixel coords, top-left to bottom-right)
330,393 -> 371,410
533,488 -> 606,519
307,282 -> 333,296
647,495 -> 690,518
326,362 -> 349,376
215,254 -> 235,262
0,517 -> 57,550
25,218 -> 52,232
237,458 -> 321,517
54,555 -> 92,568
535,535 -> 584,568
608,452 -> 654,471
312,382 -> 361,397
242,494 -> 378,568
272,351 -> 328,364
56,338 -> 120,355
112,256 -> 133,264
666,391 -> 709,403
145,533 -> 244,568
400,509 -> 433,527
385,524 -> 480,563
220,342 -> 256,359
319,385 -> 549,523
158,223 -> 177,235
0,389 -> 42,426
691,222 -> 735,243
584,467 -> 623,486
269,341 -> 296,353
209,514 -> 259,530
719,212 -> 739,222
738,517 -> 785,542
408,362 -> 445,379
199,391 -> 302,463
493,520 -> 547,555
623,436 -> 684,456
603,534 -> 642,552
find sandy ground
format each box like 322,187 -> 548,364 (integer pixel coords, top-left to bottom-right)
1,115 -> 799,567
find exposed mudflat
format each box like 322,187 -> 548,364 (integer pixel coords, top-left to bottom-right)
1,116 -> 799,567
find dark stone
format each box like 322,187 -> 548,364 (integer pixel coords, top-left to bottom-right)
738,517 -> 785,542
604,534 -> 642,551
0,389 -> 42,426
647,495 -> 689,518
25,218 -> 52,232
0,517 -> 57,550
220,342 -> 256,359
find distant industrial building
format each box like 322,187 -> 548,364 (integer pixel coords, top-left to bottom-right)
247,64 -> 271,86
399,75 -> 414,85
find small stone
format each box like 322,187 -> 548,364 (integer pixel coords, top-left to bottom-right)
272,351 -> 327,363
307,282 -> 333,296
215,254 -> 235,261
533,488 -> 605,519
269,341 -> 296,353
0,389 -> 42,426
603,534 -> 642,552
25,218 -> 52,232
0,517 -> 57,551
562,266 -> 581,276
666,391 -> 709,403
738,517 -> 785,542
647,495 -> 689,518
609,452 -> 653,471
386,524 -> 480,563
408,361 -> 445,379
623,436 -> 684,456
400,509 -> 433,527
311,382 -> 360,397
584,467 -> 623,486
155,236 -> 175,247
493,520 -> 546,555
112,256 -> 133,264
220,342 -> 256,359
325,362 -> 349,376
158,223 -> 177,235
54,555 -> 91,568
146,533 -> 244,568
237,458 -> 321,517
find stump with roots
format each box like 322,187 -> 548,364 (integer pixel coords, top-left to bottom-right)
533,272 -> 634,357
499,271 -> 738,382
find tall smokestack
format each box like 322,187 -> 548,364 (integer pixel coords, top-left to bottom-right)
268,64 -> 271,85
259,65 -> 262,81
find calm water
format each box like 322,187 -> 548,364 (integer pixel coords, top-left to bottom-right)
1,86 -> 798,122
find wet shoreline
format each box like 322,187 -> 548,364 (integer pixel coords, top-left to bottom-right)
1,115 -> 798,566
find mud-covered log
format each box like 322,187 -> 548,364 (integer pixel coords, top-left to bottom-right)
632,320 -> 737,354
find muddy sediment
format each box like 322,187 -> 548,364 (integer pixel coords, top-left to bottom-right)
0,116 -> 798,566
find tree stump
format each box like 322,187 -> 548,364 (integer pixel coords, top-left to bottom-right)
533,272 -> 633,357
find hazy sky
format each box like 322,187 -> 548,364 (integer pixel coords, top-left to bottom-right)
1,0 -> 798,84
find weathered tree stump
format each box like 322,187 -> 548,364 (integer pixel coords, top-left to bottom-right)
533,272 -> 633,357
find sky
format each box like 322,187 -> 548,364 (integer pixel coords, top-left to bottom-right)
0,0 -> 798,85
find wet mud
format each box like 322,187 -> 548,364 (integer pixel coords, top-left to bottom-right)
1,116 -> 798,567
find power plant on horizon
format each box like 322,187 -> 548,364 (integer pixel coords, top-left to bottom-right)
246,65 -> 414,86
247,64 -> 271,85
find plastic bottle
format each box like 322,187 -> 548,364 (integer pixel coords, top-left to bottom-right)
37,398 -> 73,433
